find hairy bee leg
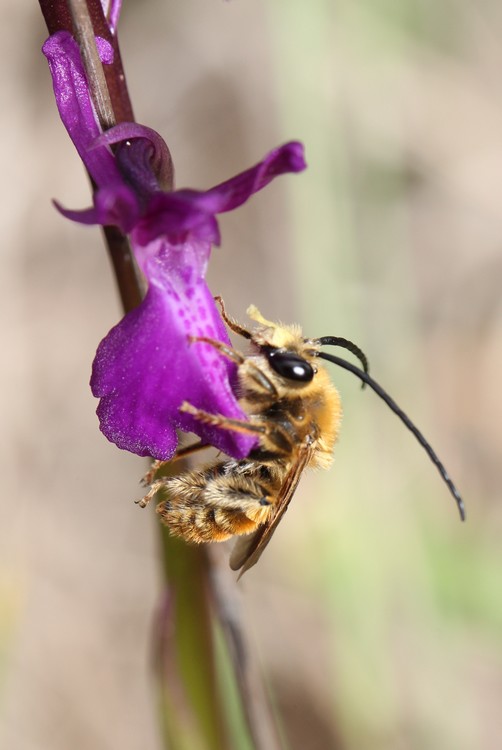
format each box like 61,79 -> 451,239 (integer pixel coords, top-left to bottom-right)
180,403 -> 298,457
180,401 -> 267,436
135,480 -> 164,508
141,441 -> 211,485
142,459 -> 164,486
214,296 -> 252,340
189,335 -> 277,396
188,335 -> 245,365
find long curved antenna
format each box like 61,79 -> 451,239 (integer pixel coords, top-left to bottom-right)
317,351 -> 465,521
314,337 -> 370,388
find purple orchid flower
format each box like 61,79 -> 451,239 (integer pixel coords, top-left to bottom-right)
43,30 -> 306,461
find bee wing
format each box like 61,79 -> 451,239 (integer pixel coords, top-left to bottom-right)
229,439 -> 314,577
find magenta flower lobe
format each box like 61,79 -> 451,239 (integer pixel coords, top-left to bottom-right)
43,30 -> 307,460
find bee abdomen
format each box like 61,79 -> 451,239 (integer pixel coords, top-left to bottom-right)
157,498 -> 258,543
156,468 -> 276,544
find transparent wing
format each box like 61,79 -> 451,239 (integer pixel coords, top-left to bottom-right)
229,438 -> 314,577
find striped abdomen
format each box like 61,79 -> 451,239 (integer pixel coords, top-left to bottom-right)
156,460 -> 285,543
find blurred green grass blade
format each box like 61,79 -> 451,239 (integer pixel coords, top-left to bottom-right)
156,531 -> 227,750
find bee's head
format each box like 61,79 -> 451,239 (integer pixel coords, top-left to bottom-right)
246,304 -> 369,387
246,304 -> 322,388
246,304 -> 305,350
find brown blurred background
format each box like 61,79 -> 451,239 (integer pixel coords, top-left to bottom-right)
1,1 -> 502,749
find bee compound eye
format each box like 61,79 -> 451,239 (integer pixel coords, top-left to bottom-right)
265,349 -> 315,382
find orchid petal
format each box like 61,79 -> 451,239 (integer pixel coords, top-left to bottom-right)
131,143 -> 305,246
132,141 -> 305,246
54,183 -> 140,231
185,141 -> 306,215
91,237 -> 257,460
94,123 -> 174,190
95,36 -> 114,64
133,193 -> 221,247
54,200 -> 102,226
42,32 -> 122,188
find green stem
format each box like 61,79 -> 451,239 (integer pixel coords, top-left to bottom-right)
156,536 -> 227,750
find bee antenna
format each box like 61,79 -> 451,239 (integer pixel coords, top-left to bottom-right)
316,351 -> 466,522
315,337 -> 369,389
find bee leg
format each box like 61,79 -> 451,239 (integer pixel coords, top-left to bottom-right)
142,459 -> 164,486
180,401 -> 267,436
141,441 -> 211,485
214,296 -> 252,340
188,335 -> 246,365
189,336 -> 277,396
135,480 -> 164,508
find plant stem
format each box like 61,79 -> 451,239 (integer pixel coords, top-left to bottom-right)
40,0 -> 142,312
68,0 -> 116,129
38,2 -> 282,747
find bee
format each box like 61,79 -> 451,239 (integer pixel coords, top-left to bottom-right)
139,297 -> 465,577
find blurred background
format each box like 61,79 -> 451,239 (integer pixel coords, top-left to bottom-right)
1,1 -> 501,748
